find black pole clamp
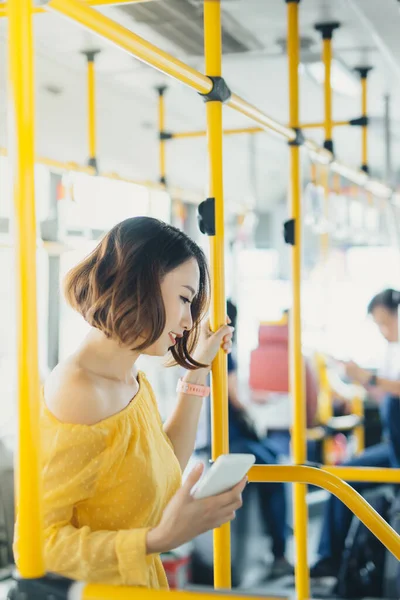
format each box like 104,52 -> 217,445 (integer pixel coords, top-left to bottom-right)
81,49 -> 101,63
354,66 -> 373,80
159,131 -> 173,140
197,198 -> 216,236
200,76 -> 231,103
88,156 -> 98,174
323,139 -> 334,154
156,85 -> 168,97
314,21 -> 341,40
349,116 -> 368,127
7,573 -> 74,600
283,219 -> 295,245
288,128 -> 305,147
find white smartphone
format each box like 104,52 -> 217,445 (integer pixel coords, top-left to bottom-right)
191,453 -> 256,500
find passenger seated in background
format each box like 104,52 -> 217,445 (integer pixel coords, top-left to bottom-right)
226,300 -> 294,580
311,288 -> 400,578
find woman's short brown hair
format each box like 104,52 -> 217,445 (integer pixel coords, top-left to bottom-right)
64,217 -> 209,369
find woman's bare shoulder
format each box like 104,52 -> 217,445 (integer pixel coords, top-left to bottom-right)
43,359 -> 106,426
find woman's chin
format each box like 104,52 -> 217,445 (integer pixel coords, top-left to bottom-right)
143,343 -> 171,358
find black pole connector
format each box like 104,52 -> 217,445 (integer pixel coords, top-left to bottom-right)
323,139 -> 334,154
159,131 -> 173,141
7,574 -> 74,600
81,49 -> 101,63
361,164 -> 369,174
349,116 -> 368,127
160,176 -> 167,185
197,198 -> 216,236
283,219 -> 295,246
314,21 -> 341,40
285,0 -> 300,3
288,128 -> 305,147
88,156 -> 98,174
354,66 -> 373,80
156,85 -> 167,97
200,76 -> 231,103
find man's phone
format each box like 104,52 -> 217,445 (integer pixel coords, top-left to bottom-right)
191,453 -> 256,500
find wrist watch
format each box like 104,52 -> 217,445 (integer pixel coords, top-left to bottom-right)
367,373 -> 377,387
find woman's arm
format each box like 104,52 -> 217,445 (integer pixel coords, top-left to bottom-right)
163,368 -> 210,472
164,320 -> 234,471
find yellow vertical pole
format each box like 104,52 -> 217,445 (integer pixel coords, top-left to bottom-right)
8,0 -> 45,578
314,21 -> 340,155
157,86 -> 167,185
203,0 -> 230,589
315,22 -> 339,263
320,165 -> 330,261
321,32 -> 331,259
361,78 -> 367,167
354,67 -> 372,174
286,2 -> 310,599
322,37 -> 333,147
83,50 -> 100,170
352,394 -> 365,454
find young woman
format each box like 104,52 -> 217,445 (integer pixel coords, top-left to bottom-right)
14,217 -> 244,588
311,288 -> 400,578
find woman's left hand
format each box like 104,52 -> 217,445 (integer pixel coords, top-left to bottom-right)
192,318 -> 234,368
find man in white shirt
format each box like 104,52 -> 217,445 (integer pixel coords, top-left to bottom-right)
311,288 -> 400,578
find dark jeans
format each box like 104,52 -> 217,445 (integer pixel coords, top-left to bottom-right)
229,410 -> 288,559
317,394 -> 400,564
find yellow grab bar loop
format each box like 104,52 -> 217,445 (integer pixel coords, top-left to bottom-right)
249,465 -> 400,561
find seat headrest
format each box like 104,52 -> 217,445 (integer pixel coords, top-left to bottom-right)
258,324 -> 288,345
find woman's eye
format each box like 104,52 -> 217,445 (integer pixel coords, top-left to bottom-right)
180,296 -> 191,305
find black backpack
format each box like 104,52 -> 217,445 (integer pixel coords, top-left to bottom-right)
383,490 -> 400,599
335,486 -> 393,599
0,439 -> 14,574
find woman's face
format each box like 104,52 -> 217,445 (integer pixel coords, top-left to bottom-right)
371,305 -> 399,343
144,258 -> 200,357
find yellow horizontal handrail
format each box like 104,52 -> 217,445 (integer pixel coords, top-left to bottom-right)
172,126 -> 264,139
323,465 -> 400,483
227,92 -> 295,141
0,0 -> 153,17
172,120 -> 351,139
43,0 -> 399,204
249,465 -> 400,561
302,120 -> 350,129
48,0 -> 212,94
81,588 -> 286,600
0,147 -> 202,203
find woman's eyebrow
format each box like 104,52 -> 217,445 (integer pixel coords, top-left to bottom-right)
182,285 -> 196,298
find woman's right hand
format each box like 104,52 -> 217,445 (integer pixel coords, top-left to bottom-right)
146,463 -> 246,554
